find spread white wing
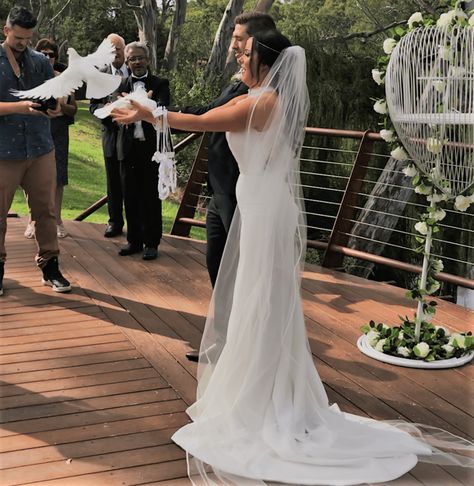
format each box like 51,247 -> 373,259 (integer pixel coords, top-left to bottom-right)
84,39 -> 117,69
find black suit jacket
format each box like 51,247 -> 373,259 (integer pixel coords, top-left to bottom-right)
89,65 -> 128,158
117,74 -> 170,160
180,81 -> 248,198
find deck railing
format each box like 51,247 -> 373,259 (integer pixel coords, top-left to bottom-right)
169,128 -> 473,290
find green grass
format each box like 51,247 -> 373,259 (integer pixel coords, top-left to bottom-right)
11,101 -> 206,240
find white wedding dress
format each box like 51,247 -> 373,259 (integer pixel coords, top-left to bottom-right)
172,47 -> 473,485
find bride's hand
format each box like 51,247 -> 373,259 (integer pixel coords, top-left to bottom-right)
111,99 -> 153,125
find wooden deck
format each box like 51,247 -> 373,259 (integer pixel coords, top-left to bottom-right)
1,216 -> 473,486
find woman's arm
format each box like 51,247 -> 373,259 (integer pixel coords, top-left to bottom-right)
112,94 -> 253,133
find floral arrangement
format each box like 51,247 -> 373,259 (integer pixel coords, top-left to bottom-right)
362,1 -> 474,362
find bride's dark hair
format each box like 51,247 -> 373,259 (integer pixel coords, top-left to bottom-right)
250,30 -> 292,81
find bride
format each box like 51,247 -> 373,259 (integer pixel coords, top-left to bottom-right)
112,30 -> 473,486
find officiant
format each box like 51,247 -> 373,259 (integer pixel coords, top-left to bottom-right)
116,41 -> 170,261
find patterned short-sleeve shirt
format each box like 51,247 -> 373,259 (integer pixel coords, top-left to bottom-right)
0,45 -> 55,160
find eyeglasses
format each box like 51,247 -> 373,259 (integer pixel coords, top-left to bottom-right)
41,51 -> 55,58
127,56 -> 146,63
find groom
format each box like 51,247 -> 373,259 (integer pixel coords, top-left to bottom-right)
183,12 -> 277,361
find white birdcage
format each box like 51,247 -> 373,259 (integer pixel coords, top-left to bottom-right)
385,25 -> 474,343
385,25 -> 474,196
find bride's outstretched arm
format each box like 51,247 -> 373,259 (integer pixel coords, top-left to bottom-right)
112,95 -> 251,132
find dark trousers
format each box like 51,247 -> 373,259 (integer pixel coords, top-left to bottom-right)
206,194 -> 237,287
104,154 -> 124,229
121,141 -> 162,248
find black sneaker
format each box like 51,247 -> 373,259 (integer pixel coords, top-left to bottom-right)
0,261 -> 4,296
41,257 -> 72,293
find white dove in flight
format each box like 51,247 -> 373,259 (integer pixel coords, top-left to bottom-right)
11,39 -> 122,101
93,84 -> 157,119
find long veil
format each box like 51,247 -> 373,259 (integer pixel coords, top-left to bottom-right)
171,46 -> 474,486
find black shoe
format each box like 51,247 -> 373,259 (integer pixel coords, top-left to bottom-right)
104,224 -> 123,238
118,243 -> 143,256
186,350 -> 199,362
41,257 -> 72,293
142,247 -> 158,260
0,261 -> 4,296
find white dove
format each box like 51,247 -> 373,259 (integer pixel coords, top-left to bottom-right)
11,39 -> 122,101
93,84 -> 157,119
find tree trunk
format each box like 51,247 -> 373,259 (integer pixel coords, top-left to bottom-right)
163,0 -> 187,70
254,0 -> 275,13
346,157 -> 413,278
132,0 -> 160,73
203,0 -> 245,86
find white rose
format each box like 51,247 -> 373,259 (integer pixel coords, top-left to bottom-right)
427,192 -> 448,203
366,330 -> 380,347
455,9 -> 468,21
438,45 -> 452,61
470,14 -> 474,27
397,346 -> 411,357
375,338 -> 387,352
442,344 -> 454,356
415,184 -> 433,195
413,342 -> 430,358
402,164 -> 418,177
391,146 -> 408,161
431,259 -> 444,272
432,80 -> 445,92
383,38 -> 397,54
454,195 -> 471,212
379,129 -> 395,142
431,208 -> 446,221
374,99 -> 388,114
437,10 -> 456,27
451,66 -> 466,78
398,331 -> 404,341
372,69 -> 384,85
408,12 -> 423,28
426,137 -> 443,154
415,221 -> 429,235
450,333 -> 466,349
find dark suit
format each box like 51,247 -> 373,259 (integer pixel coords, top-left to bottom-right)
90,65 -> 129,230
118,74 -> 170,249
180,81 -> 248,286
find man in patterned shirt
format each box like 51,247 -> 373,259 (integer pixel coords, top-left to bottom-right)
0,6 -> 71,296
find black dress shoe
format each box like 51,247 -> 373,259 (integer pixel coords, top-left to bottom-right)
104,224 -> 123,238
186,350 -> 199,362
142,247 -> 158,260
118,243 -> 142,256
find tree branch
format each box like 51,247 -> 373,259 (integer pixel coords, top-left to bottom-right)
323,20 -> 407,42
49,0 -> 73,25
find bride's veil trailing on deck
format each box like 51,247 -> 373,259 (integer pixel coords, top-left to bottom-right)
171,42 -> 474,486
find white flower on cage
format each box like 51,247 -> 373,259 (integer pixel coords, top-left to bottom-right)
432,80 -> 445,92
427,191 -> 448,203
442,344 -> 454,357
371,69 -> 384,85
449,333 -> 466,349
470,14 -> 474,27
415,221 -> 429,235
383,38 -> 397,54
413,342 -> 430,358
414,183 -> 432,195
397,346 -> 411,357
431,259 -> 444,273
402,164 -> 418,177
374,338 -> 386,352
454,195 -> 472,212
407,12 -> 423,28
380,129 -> 395,142
391,146 -> 408,161
438,45 -> 452,61
366,330 -> 380,347
455,8 -> 468,21
431,208 -> 446,221
437,10 -> 457,27
373,99 -> 388,114
426,137 -> 444,154
450,66 -> 466,78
